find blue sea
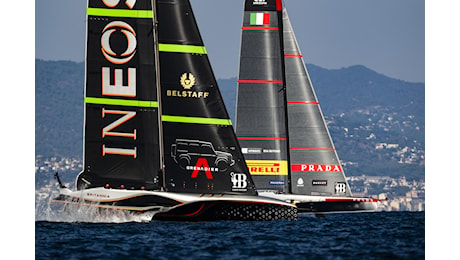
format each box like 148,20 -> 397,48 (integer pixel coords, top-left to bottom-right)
35,212 -> 424,259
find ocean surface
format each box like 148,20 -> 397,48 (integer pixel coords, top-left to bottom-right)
35,211 -> 424,259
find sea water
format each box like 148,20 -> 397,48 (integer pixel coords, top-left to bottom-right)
35,211 -> 424,259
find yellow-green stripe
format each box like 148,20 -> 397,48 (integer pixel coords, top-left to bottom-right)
162,115 -> 232,125
87,8 -> 153,18
85,97 -> 158,108
159,44 -> 207,54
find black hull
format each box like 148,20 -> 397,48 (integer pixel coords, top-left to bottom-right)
52,188 -> 297,221
153,201 -> 297,221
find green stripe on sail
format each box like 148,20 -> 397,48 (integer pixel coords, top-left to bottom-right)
87,8 -> 153,18
158,44 -> 207,54
85,97 -> 158,108
162,115 -> 232,125
250,13 -> 257,25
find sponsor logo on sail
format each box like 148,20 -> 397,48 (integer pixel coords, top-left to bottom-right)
241,148 -> 280,154
245,160 -> 288,175
241,148 -> 262,154
335,182 -> 347,194
99,2 -> 138,158
231,172 -> 248,191
291,164 -> 342,172
188,158 -> 217,179
166,72 -> 210,99
101,21 -> 137,66
102,0 -> 136,9
171,139 -> 235,179
269,180 -> 285,186
180,73 -> 195,89
312,180 -> 328,186
297,178 -> 304,187
252,0 -> 267,6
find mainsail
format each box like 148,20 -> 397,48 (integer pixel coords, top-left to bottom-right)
236,0 -> 354,198
235,0 -> 290,193
77,0 -> 161,190
157,0 -> 257,195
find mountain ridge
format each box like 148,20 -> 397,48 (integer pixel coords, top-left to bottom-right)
35,59 -> 424,180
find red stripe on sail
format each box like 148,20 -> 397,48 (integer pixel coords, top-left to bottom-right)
242,26 -> 279,31
290,148 -> 336,151
238,79 -> 283,84
276,0 -> 282,10
287,101 -> 319,104
238,137 -> 286,141
285,54 -> 303,57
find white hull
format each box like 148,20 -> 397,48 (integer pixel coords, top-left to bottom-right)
52,187 -> 297,221
258,191 -> 381,213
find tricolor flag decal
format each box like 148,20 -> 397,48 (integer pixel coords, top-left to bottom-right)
250,13 -> 270,25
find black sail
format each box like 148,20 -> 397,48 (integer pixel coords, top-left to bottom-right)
235,0 -> 290,193
157,0 -> 257,195
76,0 -> 161,190
283,8 -> 352,197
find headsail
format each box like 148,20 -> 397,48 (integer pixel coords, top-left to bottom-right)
77,0 -> 161,190
282,8 -> 352,197
236,0 -> 290,193
157,0 -> 257,195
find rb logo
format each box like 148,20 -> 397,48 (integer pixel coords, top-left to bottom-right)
231,173 -> 248,189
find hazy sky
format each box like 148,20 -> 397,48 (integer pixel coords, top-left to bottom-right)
35,0 -> 425,82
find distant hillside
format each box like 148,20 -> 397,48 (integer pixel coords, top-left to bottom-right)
35,60 -> 84,157
35,59 -> 424,180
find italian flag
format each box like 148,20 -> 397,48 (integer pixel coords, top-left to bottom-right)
250,13 -> 270,25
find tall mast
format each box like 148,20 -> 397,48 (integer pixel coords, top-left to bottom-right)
277,4 -> 292,194
152,0 -> 166,190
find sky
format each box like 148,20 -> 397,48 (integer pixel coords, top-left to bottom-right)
35,0 -> 425,83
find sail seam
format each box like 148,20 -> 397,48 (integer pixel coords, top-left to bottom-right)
290,148 -> 335,151
87,8 -> 153,18
85,97 -> 158,108
287,101 -> 319,104
158,44 -> 207,54
162,115 -> 232,125
238,80 -> 283,84
237,137 -> 286,140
